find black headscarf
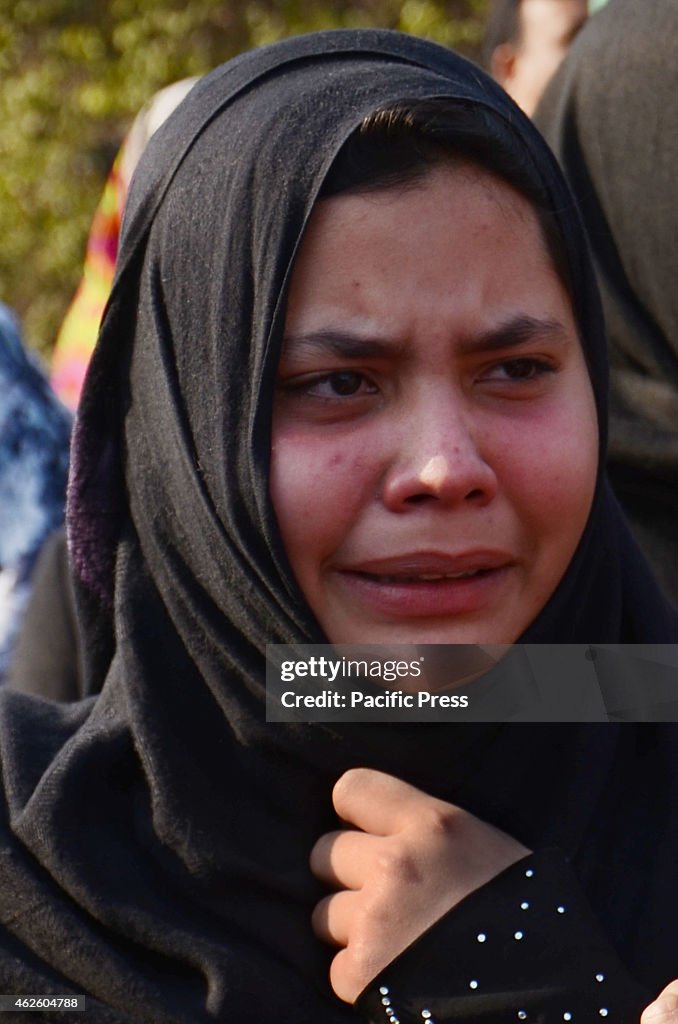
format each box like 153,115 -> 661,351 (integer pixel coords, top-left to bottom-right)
535,0 -> 678,602
0,30 -> 677,1022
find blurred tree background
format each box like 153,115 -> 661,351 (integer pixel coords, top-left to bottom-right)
0,0 -> 488,358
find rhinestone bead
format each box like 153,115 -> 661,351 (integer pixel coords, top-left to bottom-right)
514,931 -> 524,940
477,932 -> 487,943
521,901 -> 530,910
563,1014 -> 572,1021
596,974 -> 605,983
557,906 -> 566,914
599,1010 -> 609,1018
518,1012 -> 528,1021
380,987 -> 389,996
525,869 -> 534,878
469,980 -> 479,990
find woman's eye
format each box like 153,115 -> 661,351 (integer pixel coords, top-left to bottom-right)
274,368 -> 380,420
303,371 -> 377,398
483,358 -> 555,382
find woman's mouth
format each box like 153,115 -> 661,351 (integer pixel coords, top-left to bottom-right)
362,569 -> 488,583
337,553 -> 513,618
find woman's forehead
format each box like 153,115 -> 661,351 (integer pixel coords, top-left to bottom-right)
283,164 -> 580,362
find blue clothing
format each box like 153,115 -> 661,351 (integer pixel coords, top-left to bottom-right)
0,303 -> 71,680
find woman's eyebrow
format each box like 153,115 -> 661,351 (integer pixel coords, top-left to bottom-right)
281,329 -> 404,360
281,316 -> 571,360
458,315 -> 572,355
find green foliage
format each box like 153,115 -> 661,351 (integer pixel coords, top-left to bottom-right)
0,0 -> 487,355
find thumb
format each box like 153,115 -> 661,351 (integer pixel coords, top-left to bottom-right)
641,981 -> 678,1024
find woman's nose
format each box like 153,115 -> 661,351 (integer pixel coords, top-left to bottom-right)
380,393 -> 498,511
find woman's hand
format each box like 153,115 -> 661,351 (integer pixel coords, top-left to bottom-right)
642,981 -> 678,1023
310,767 -> 530,1003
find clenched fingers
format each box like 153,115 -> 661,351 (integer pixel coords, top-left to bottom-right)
332,767 -> 449,836
312,889 -> 359,947
310,828 -> 382,890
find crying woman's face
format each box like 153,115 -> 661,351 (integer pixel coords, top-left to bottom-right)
271,163 -> 598,646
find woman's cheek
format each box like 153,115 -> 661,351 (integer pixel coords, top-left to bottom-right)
491,402 -> 597,540
270,434 -> 375,572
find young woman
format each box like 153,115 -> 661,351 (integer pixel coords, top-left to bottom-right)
0,29 -> 676,1023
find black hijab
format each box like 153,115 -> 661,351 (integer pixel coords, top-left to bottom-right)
0,30 -> 677,1021
535,0 -> 678,602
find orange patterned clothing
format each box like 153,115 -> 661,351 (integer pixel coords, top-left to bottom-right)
50,79 -> 198,410
50,148 -> 125,410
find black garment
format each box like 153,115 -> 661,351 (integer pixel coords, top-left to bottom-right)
535,0 -> 678,603
7,529 -> 83,700
358,850 -> 649,1023
0,29 -> 677,1024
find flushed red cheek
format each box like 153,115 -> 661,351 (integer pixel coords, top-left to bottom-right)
508,455 -> 583,513
271,443 -> 372,537
304,445 -> 374,478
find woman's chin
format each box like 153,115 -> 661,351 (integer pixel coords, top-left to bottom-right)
319,615 -> 523,648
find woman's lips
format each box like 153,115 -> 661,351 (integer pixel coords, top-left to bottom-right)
336,552 -> 514,618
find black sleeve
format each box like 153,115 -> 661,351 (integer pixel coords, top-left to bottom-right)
355,849 -> 650,1024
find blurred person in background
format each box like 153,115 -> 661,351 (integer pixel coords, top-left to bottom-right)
7,79 -> 200,698
50,78 -> 198,410
483,0 -> 589,115
6,527 -> 83,700
535,0 -> 678,604
0,303 -> 71,681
